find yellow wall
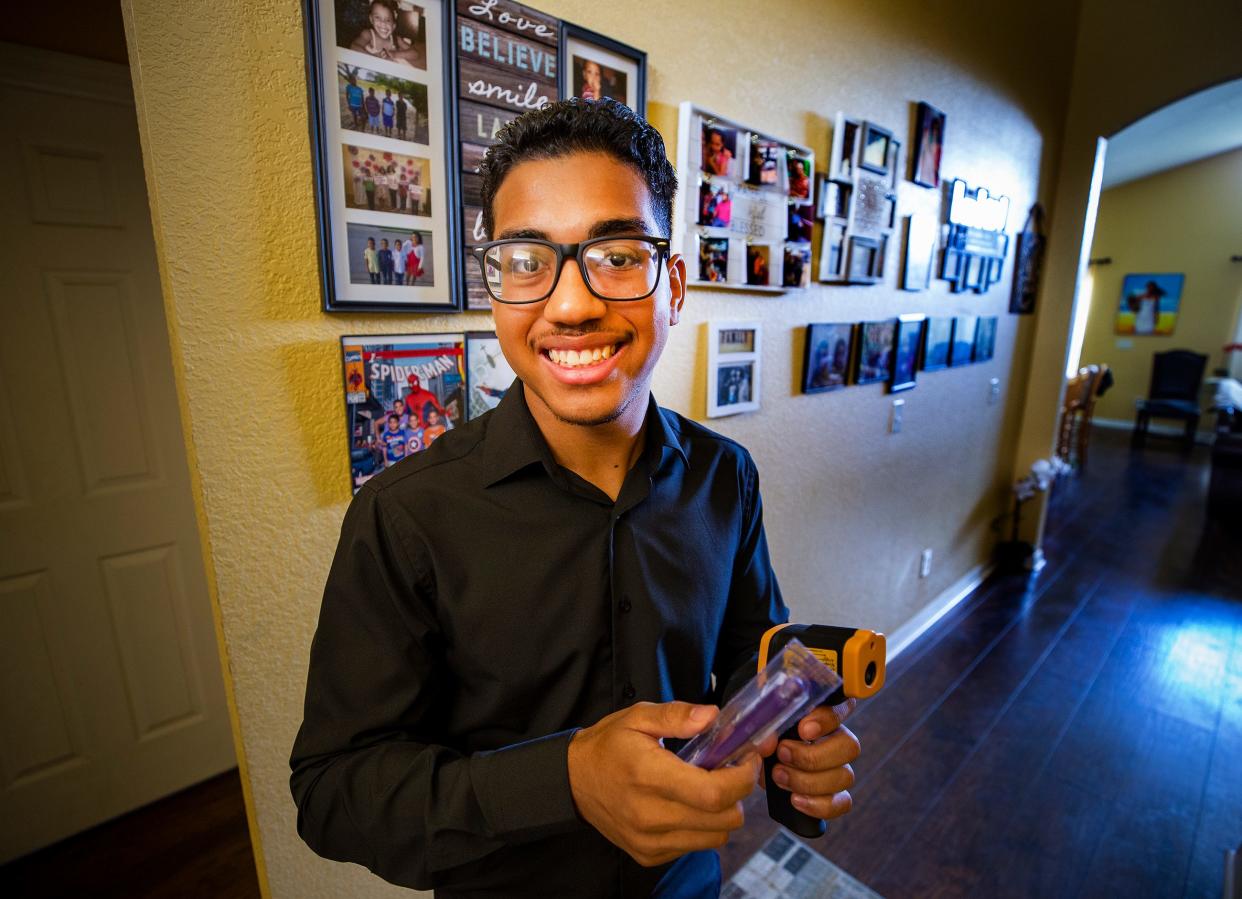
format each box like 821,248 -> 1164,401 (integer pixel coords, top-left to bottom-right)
1010,0 -> 1242,542
122,0 -> 1080,895
1079,148 -> 1242,427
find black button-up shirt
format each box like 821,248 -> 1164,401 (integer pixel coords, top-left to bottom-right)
290,384 -> 787,897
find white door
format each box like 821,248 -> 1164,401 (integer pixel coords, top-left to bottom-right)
0,43 -> 236,862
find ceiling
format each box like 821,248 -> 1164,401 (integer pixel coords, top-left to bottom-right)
1103,78 -> 1242,189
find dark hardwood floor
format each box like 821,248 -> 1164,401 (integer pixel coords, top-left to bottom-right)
5,429 -> 1238,898
0,769 -> 260,899
722,427 -> 1242,898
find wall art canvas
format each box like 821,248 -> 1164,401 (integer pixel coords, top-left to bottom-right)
464,330 -> 517,419
1115,273 -> 1184,336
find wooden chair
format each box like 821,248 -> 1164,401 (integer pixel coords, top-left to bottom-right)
1077,363 -> 1109,471
1056,365 -> 1099,468
1132,350 -> 1208,451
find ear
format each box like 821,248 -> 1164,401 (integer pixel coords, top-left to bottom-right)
666,254 -> 687,326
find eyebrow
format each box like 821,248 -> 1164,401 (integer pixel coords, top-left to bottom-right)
495,217 -> 650,241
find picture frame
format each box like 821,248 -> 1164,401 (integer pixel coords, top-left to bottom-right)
950,315 -> 978,366
891,314 -> 926,393
859,121 -> 894,176
911,101 -> 945,188
464,330 -> 517,420
801,323 -> 855,394
1114,272 -> 1185,336
305,0 -> 463,312
973,316 -> 998,362
559,23 -> 646,113
340,332 -> 466,492
855,319 -> 897,386
673,102 -> 815,293
707,321 -> 761,417
901,213 -> 937,291
922,316 -> 955,371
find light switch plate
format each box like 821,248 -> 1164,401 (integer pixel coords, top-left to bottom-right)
989,378 -> 1000,405
891,398 -> 905,434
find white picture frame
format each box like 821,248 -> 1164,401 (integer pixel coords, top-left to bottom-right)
706,321 -> 762,418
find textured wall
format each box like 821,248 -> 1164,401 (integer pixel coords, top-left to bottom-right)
1079,148 -> 1242,425
122,1 -> 1080,895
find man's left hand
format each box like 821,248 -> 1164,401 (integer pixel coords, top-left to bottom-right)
763,699 -> 860,820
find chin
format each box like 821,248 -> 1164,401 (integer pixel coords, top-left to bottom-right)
531,380 -> 636,427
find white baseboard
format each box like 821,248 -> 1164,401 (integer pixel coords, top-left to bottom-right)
887,562 -> 994,663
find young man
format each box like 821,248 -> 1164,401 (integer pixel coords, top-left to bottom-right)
291,98 -> 858,898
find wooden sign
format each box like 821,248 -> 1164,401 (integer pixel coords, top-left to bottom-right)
456,0 -> 558,45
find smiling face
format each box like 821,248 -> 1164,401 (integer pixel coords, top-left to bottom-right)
489,151 -> 685,428
369,1 -> 395,40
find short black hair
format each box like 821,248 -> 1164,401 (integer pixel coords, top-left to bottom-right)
478,98 -> 678,240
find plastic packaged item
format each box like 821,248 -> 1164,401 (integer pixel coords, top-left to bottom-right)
677,638 -> 841,770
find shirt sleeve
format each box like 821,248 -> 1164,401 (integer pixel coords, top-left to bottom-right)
713,454 -> 790,705
289,485 -> 582,890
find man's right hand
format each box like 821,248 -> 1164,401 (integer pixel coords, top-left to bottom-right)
566,701 -> 758,867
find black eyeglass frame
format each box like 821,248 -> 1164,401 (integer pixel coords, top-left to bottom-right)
469,234 -> 672,304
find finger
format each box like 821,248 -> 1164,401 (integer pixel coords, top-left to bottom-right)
770,762 -> 854,797
656,753 -> 760,812
777,726 -> 860,771
632,829 -> 735,867
755,732 -> 779,758
626,701 -> 719,740
789,789 -> 853,820
797,698 -> 857,741
641,797 -> 746,834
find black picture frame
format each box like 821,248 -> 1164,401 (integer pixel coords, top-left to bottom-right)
911,101 -> 945,189
859,121 -> 894,176
559,22 -> 647,114
801,323 -> 856,394
854,319 -> 897,386
304,0 -> 465,313
891,313 -> 926,393
921,316 -> 955,371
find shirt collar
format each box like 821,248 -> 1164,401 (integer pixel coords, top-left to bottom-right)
480,381 -> 688,488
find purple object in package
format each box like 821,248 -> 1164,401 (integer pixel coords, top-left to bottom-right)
677,639 -> 841,770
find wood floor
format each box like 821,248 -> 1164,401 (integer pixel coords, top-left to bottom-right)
3,429 -> 1238,898
0,769 -> 260,898
722,428 -> 1242,898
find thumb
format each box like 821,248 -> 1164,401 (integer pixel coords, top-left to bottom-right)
626,701 -> 719,739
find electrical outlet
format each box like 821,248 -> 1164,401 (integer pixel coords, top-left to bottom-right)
989,378 -> 1001,405
890,399 -> 904,434
920,549 -> 933,578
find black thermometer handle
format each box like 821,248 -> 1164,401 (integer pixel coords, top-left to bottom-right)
763,723 -> 826,839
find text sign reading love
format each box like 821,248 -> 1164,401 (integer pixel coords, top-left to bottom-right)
456,0 -> 558,45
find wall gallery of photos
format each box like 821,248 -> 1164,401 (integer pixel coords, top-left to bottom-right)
305,1 -> 1033,482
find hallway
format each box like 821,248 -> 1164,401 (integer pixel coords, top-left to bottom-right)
725,428 -> 1242,898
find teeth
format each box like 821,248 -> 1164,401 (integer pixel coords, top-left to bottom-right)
547,345 -> 618,367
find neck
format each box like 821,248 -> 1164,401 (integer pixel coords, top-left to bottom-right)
524,386 -> 649,501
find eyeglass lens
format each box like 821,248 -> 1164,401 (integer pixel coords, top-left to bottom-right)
483,239 -> 661,302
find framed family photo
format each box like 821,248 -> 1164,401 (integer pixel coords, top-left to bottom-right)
560,23 -> 646,113
707,322 -> 761,418
855,319 -> 896,386
305,0 -> 463,312
891,314 -> 926,393
911,101 -> 945,188
801,323 -> 855,394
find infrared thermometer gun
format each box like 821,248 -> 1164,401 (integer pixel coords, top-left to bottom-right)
759,624 -> 887,838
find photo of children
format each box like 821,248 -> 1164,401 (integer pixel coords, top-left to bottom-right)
746,245 -> 770,286
787,152 -> 812,199
788,203 -> 814,242
701,123 -> 739,178
747,139 -> 781,187
337,63 -> 430,145
342,145 -> 433,216
346,223 -> 433,286
783,245 -> 810,287
699,237 -> 729,282
857,320 -> 896,384
336,0 -> 428,70
715,363 -> 754,409
698,181 -> 732,228
572,55 -> 628,103
802,322 -> 853,393
341,333 -> 465,492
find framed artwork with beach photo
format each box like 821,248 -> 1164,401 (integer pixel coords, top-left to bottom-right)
306,0 -> 462,311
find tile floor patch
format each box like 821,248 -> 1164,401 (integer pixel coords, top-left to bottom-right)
723,830 -> 883,898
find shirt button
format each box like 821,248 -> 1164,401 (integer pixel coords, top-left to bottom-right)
619,596 -> 632,614
622,682 -> 636,701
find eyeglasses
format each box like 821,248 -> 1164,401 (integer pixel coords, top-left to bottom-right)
469,234 -> 670,304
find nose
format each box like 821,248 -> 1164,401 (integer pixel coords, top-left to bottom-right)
542,256 -> 608,326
